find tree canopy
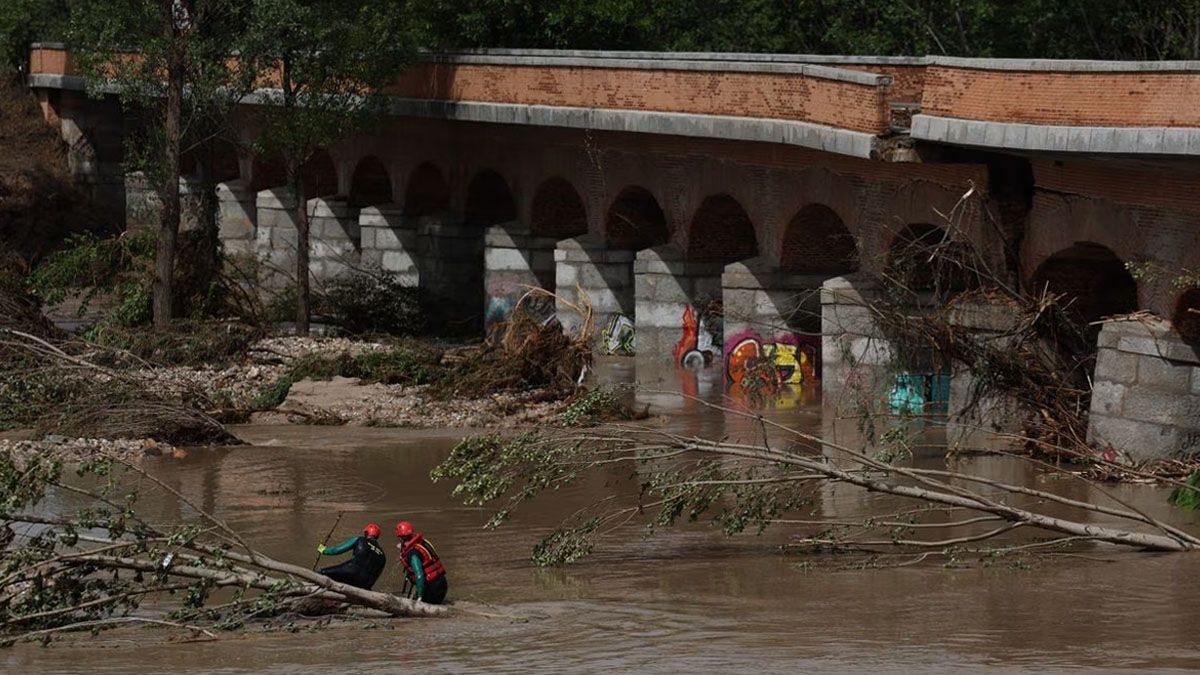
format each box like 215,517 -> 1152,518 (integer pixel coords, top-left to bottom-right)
5,0 -> 1200,73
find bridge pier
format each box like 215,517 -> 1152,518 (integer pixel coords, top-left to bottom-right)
555,235 -> 635,350
125,172 -> 203,233
483,224 -> 557,327
416,217 -> 484,331
217,179 -> 256,256
634,246 -> 724,368
721,257 -> 825,389
253,189 -> 360,289
820,274 -> 893,403
359,204 -> 418,285
943,299 -> 1022,451
1089,319 -> 1200,461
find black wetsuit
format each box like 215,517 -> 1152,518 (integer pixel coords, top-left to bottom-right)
318,535 -> 386,590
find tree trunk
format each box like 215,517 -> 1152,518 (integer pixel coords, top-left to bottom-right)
152,2 -> 184,330
281,57 -> 310,336
293,165 -> 310,336
197,141 -> 221,295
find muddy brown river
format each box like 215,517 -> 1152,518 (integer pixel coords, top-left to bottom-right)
8,363 -> 1200,672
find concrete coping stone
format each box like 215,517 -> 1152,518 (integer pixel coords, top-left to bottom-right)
555,233 -> 608,251
1098,318 -> 1200,364
635,244 -> 686,263
216,179 -> 254,199
417,219 -> 481,239
442,48 -> 927,68
483,226 -> 558,250
358,203 -> 405,218
928,55 -> 1200,72
912,114 -> 1200,156
425,53 -> 890,87
307,197 -> 357,219
256,187 -> 295,209
722,257 -> 836,289
819,273 -> 883,304
383,99 -> 882,158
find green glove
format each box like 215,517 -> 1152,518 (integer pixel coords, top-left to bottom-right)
317,544 -> 327,554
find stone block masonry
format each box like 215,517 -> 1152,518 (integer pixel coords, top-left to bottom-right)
634,246 -> 725,367
1088,319 -> 1200,461
217,180 -> 256,256
483,225 -> 558,326
555,235 -> 636,346
359,204 -> 418,286
252,190 -> 360,290
416,217 -> 485,331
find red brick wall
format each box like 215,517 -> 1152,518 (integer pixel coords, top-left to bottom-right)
923,65 -> 1200,126
1032,159 -> 1200,213
390,62 -> 889,134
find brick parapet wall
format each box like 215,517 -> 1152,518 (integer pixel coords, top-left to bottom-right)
389,62 -> 889,134
922,63 -> 1200,127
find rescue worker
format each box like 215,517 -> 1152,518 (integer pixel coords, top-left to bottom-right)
394,521 -> 448,604
316,523 -> 386,590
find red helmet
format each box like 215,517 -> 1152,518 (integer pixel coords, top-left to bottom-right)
394,521 -> 414,538
363,523 -> 381,538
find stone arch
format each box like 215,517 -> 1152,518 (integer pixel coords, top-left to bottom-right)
1031,242 -> 1138,331
465,169 -> 517,226
780,203 -> 858,274
606,185 -> 670,250
1173,288 -> 1200,345
301,150 -> 338,198
348,155 -> 392,207
250,149 -> 338,196
530,176 -> 587,239
886,223 -> 979,295
686,194 -> 758,264
249,154 -> 286,192
182,138 -> 241,183
403,162 -> 450,217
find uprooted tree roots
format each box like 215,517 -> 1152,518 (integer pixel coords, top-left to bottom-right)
0,452 -> 446,646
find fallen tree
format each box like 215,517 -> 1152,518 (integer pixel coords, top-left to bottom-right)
0,450 -> 446,646
433,396 -> 1200,568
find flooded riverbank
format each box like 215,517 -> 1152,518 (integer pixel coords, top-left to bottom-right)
8,365 -> 1200,672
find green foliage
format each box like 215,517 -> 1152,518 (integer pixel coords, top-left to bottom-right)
1169,472 -> 1200,511
244,0 -> 420,178
422,0 -> 1200,60
319,267 -> 425,336
28,231 -> 155,324
85,319 -> 263,367
28,230 -> 241,329
0,0 -> 68,72
433,430 -> 817,566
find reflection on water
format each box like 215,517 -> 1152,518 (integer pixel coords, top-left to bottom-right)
8,361 -> 1200,673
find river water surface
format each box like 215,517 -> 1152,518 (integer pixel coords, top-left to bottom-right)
7,363 -> 1200,673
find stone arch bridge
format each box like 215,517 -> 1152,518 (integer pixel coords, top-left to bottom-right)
26,45 -> 1200,459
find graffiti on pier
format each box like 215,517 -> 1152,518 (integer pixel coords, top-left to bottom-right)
724,330 -> 820,391
602,314 -> 636,356
674,301 -> 722,369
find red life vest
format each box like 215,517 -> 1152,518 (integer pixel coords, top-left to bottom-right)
399,534 -> 446,583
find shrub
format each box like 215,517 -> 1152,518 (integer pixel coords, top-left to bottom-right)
319,266 -> 424,335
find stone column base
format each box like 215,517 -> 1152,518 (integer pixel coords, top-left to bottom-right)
484,224 -> 558,326
635,245 -> 724,367
555,234 -> 635,351
1089,318 -> 1200,461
